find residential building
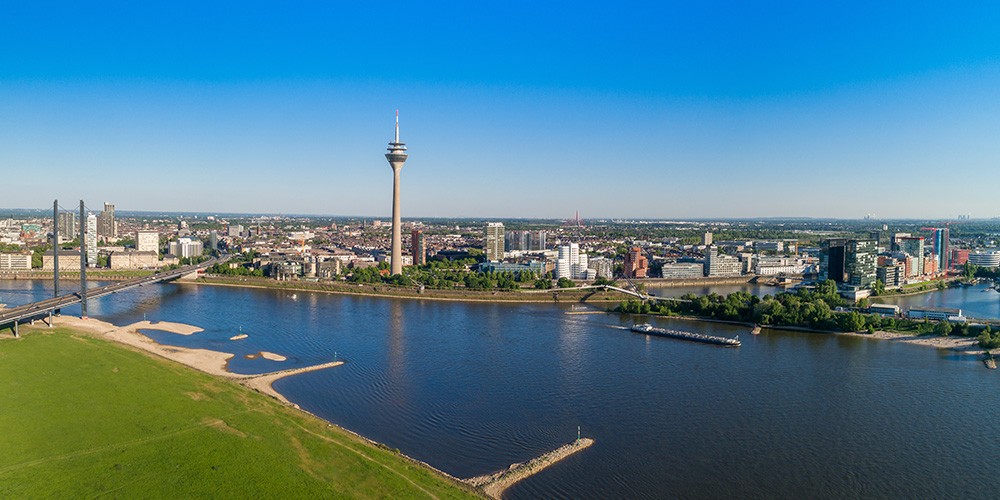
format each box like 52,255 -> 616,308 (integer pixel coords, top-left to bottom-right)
876,263 -> 905,287
897,237 -> 925,276
411,229 -> 426,265
702,232 -> 713,246
97,202 -> 116,241
86,213 -> 98,265
484,222 -> 504,261
168,237 -> 204,259
57,212 -> 76,242
623,247 -> 649,279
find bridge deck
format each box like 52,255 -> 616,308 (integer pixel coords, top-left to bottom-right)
0,258 -> 225,328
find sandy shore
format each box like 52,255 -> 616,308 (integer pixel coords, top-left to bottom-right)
839,329 -> 986,354
466,438 -> 594,499
55,316 -> 239,378
240,361 -> 345,404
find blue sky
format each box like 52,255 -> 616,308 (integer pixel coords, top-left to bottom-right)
2,1 -> 999,218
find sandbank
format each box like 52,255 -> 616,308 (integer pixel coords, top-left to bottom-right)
240,361 -> 344,404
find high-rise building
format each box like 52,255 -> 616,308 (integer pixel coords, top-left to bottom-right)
209,230 -> 219,251
484,222 -> 505,261
846,240 -> 877,288
85,213 -> 98,266
819,239 -> 847,283
556,243 -> 592,279
624,247 -> 649,279
411,229 -> 426,265
384,111 -> 409,275
704,245 -> 718,277
228,224 -> 244,238
57,212 -> 76,242
929,228 -> 949,270
702,232 -> 713,246
97,202 -> 116,241
897,237 -> 925,277
136,230 -> 159,253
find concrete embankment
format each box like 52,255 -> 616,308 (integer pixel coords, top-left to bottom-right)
466,438 -> 594,499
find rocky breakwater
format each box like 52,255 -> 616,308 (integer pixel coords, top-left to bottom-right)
466,437 -> 595,499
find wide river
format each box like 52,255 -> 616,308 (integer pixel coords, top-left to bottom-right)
3,280 -> 1000,498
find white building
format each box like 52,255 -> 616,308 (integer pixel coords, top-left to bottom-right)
136,231 -> 159,253
168,237 -> 204,259
86,213 -> 98,266
0,252 -> 32,270
968,251 -> 1000,268
484,222 -> 505,261
556,243 -> 591,279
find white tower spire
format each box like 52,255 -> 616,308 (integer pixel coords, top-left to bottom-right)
394,109 -> 400,143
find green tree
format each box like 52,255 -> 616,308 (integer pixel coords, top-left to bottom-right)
872,279 -> 886,296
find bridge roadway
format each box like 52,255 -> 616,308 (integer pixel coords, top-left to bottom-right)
0,257 -> 228,334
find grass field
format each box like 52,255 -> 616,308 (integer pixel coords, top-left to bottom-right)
0,328 -> 479,499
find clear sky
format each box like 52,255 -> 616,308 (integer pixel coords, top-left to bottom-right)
2,1 -> 999,219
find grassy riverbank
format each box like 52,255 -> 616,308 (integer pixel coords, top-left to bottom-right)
0,328 -> 479,499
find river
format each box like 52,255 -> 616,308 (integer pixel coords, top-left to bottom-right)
3,280 -> 1000,498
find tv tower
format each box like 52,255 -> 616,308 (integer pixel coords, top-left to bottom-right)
385,110 -> 408,275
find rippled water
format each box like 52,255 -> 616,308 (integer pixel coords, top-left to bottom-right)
4,280 -> 1000,498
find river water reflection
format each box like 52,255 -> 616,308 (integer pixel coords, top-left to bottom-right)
3,280 -> 1000,498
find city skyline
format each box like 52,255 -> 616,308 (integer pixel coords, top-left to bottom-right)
3,3 -> 1000,218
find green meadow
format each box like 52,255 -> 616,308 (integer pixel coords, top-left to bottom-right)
0,328 -> 479,499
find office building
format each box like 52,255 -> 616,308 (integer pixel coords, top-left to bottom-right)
624,247 -> 649,278
952,249 -> 969,267
110,251 -> 160,269
661,262 -> 705,278
484,222 -> 505,261
587,256 -> 613,279
897,237 -> 925,277
228,224 -> 244,238
556,243 -> 592,279
0,252 -> 32,270
968,251 -> 1000,268
209,230 -> 219,251
43,251 -> 82,270
819,239 -> 847,283
702,232 -> 713,246
411,229 -> 426,265
929,228 -> 949,270
844,240 -> 877,288
136,230 -> 159,253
